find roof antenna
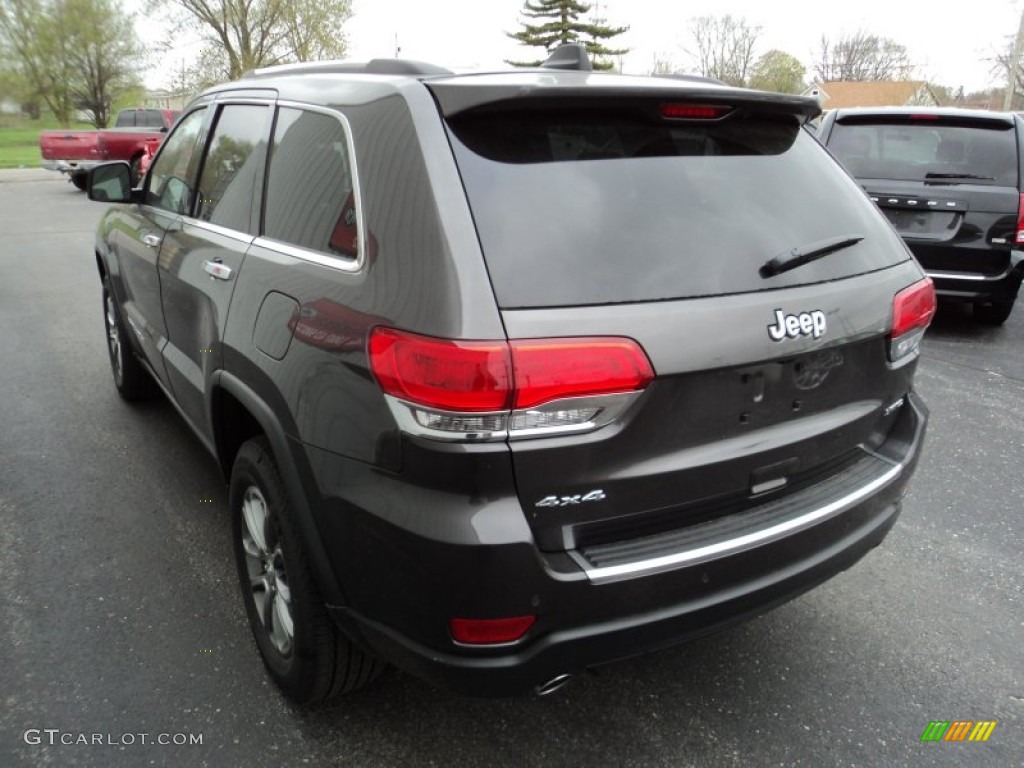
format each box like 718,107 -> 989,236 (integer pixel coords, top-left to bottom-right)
394,33 -> 401,59
540,43 -> 592,72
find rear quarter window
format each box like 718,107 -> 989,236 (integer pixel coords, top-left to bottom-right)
446,102 -> 911,308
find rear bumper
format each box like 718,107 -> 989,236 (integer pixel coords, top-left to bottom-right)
320,392 -> 927,697
924,250 -> 1024,304
40,159 -> 101,175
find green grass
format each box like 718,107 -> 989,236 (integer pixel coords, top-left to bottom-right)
0,114 -> 93,169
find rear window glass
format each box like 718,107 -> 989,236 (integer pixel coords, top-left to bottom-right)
447,105 -> 909,308
827,118 -> 1018,186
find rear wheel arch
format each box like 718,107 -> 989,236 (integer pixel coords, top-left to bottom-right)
210,372 -> 348,607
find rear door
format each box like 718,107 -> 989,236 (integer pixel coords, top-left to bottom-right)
157,99 -> 273,446
439,90 -> 924,551
823,113 -> 1020,276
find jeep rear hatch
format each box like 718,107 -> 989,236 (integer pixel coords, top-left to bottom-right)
429,79 -> 928,562
825,112 -> 1020,275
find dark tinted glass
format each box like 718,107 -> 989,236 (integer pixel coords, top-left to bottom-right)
447,106 -> 910,308
828,118 -> 1018,186
114,112 -> 135,127
146,108 -> 206,214
263,107 -> 359,259
195,104 -> 269,232
140,111 -> 165,128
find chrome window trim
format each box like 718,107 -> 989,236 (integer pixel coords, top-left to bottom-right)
189,218 -> 256,246
261,100 -> 366,274
571,460 -> 904,584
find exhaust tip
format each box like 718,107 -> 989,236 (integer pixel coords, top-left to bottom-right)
534,673 -> 573,697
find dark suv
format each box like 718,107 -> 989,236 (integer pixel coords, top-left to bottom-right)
818,107 -> 1024,324
86,46 -> 932,700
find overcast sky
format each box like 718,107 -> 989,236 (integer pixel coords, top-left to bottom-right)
343,0 -> 1020,92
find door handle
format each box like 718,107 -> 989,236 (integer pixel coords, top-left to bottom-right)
203,260 -> 233,281
142,233 -> 162,248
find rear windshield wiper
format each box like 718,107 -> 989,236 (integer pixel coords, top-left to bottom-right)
924,172 -> 994,181
760,235 -> 864,278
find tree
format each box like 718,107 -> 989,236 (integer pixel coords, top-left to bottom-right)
989,35 -> 1023,110
506,0 -> 629,71
686,15 -> 759,87
66,0 -> 143,127
748,49 -> 805,94
814,31 -> 915,82
157,0 -> 353,81
0,0 -> 78,124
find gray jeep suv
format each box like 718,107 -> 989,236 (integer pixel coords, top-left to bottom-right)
87,45 -> 932,700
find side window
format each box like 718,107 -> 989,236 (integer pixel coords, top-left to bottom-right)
264,107 -> 360,259
194,104 -> 270,233
146,108 -> 207,214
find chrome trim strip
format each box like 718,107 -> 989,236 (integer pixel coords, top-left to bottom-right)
926,268 -> 1011,283
189,218 -> 255,245
574,461 -> 903,584
252,236 -> 362,272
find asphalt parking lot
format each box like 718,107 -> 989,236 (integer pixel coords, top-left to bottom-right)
1,170 -> 1021,767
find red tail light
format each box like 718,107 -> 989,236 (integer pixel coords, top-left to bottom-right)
1016,193 -> 1024,244
509,338 -> 654,408
368,328 -> 511,411
660,103 -> 732,120
368,328 -> 654,438
889,278 -> 936,362
450,615 -> 535,645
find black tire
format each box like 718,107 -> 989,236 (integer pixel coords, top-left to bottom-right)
973,299 -> 1014,326
230,438 -> 382,702
70,173 -> 87,191
129,155 -> 142,187
101,276 -> 155,401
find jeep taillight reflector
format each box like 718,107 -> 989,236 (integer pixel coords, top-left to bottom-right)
660,103 -> 731,120
450,615 -> 535,645
888,278 -> 936,362
510,338 -> 654,409
368,328 -> 512,411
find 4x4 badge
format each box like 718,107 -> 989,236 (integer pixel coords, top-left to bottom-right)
535,490 -> 606,508
767,309 -> 826,341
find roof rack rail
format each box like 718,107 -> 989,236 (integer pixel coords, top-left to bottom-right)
540,43 -> 592,72
243,59 -> 453,79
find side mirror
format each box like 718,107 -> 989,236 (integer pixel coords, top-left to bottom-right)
88,161 -> 133,203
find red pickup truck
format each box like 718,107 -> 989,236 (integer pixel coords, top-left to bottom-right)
39,108 -> 179,190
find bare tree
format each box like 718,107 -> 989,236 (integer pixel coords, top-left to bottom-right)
686,15 -> 760,87
989,34 -> 1023,110
649,52 -> 676,75
814,30 -> 915,82
156,0 -> 353,80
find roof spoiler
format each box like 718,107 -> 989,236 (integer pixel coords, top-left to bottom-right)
540,43 -> 592,72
